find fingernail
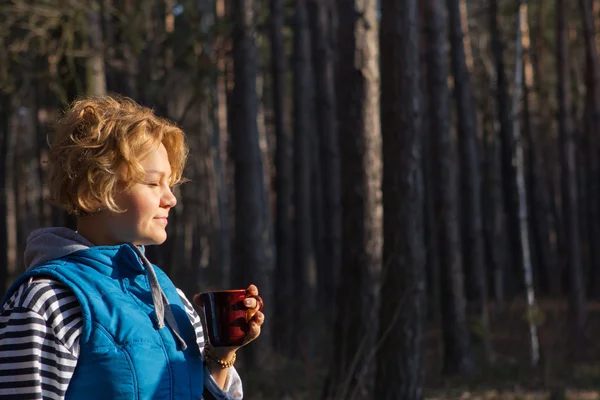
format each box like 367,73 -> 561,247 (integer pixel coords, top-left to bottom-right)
244,299 -> 252,306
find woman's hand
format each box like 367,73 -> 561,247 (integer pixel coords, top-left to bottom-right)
195,284 -> 265,361
240,284 -> 265,345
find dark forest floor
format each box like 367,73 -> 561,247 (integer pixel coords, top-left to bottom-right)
424,298 -> 600,399
242,298 -> 600,399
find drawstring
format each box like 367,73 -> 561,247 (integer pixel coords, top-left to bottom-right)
132,245 -> 188,351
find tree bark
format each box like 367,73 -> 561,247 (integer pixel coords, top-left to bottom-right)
231,0 -> 272,366
514,0 -> 540,366
293,0 -> 316,360
328,0 -> 381,397
269,0 -> 294,355
308,0 -> 341,329
419,1 -> 441,334
482,98 -> 508,311
556,0 -> 588,356
0,93 -> 9,291
490,0 -> 521,296
522,4 -> 557,298
86,0 -> 107,95
529,2 -> 561,296
578,0 -> 600,297
447,0 -> 487,369
376,0 -> 426,397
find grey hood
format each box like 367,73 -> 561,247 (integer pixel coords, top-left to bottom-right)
22,227 -> 188,351
24,227 -> 96,270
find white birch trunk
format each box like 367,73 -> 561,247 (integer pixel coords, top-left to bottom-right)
513,0 -> 540,366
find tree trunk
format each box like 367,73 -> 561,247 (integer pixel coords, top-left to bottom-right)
447,0 -> 487,369
522,5 -> 557,298
328,0 -> 381,397
86,1 -> 107,95
530,2 -> 561,296
578,0 -> 600,297
514,0 -> 540,366
0,93 -> 9,291
308,0 -> 341,330
214,0 -> 231,289
269,0 -> 294,355
292,0 -> 316,360
376,0 -> 426,397
490,0 -> 521,297
419,1 -> 441,334
556,0 -> 588,356
482,99 -> 508,312
231,0 -> 272,366
122,0 -> 139,99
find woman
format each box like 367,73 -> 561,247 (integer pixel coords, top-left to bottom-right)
0,95 -> 263,399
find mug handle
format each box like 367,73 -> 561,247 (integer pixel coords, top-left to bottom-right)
245,295 -> 264,323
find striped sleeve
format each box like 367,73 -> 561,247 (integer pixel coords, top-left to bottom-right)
176,288 -> 205,349
0,279 -> 82,400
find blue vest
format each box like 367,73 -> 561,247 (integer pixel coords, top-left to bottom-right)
3,244 -> 206,399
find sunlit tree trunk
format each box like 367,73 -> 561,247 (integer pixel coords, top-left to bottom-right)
327,0 -> 381,397
122,0 -> 139,99
86,1 -> 106,95
376,0 -> 426,396
214,0 -> 231,289
514,0 -> 539,366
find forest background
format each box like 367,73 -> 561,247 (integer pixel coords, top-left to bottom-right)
2,0 -> 600,398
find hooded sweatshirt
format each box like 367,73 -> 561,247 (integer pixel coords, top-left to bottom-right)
0,227 -> 242,399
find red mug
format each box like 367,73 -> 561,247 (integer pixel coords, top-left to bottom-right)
195,289 -> 264,347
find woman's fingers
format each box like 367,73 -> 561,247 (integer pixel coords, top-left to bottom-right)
192,294 -> 202,307
243,297 -> 258,309
246,284 -> 258,296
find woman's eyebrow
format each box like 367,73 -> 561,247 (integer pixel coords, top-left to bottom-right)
145,169 -> 172,177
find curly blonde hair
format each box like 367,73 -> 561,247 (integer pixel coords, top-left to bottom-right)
48,95 -> 188,215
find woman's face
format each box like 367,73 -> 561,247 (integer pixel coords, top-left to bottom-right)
102,143 -> 177,246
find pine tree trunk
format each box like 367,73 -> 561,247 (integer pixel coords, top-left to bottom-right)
328,0 -> 381,397
447,0 -> 487,370
578,0 -> 600,297
530,4 -> 561,296
269,0 -> 294,355
514,1 -> 540,365
419,1 -> 441,334
482,104 -> 508,311
490,0 -> 521,296
214,0 -> 231,289
556,0 -> 588,356
293,0 -> 316,360
86,1 -> 106,95
0,93 -> 9,291
522,5 -> 558,298
308,0 -> 341,328
231,0 -> 272,366
376,0 -> 426,396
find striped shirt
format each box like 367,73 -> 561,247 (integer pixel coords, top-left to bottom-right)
0,278 -> 242,399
